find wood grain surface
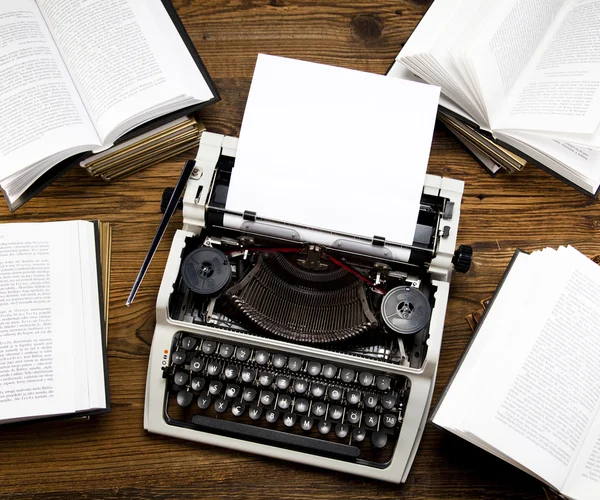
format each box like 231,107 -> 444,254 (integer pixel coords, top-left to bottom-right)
0,1 -> 596,498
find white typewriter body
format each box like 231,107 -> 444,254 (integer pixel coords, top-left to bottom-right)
144,132 -> 465,483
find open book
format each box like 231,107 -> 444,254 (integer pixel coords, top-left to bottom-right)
432,246 -> 600,500
0,0 -> 219,211
0,220 -> 109,424
397,0 -> 600,196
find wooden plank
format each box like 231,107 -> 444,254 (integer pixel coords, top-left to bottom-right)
0,1 -> 582,498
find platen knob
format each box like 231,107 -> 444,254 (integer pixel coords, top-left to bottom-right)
452,245 -> 473,273
160,187 -> 183,214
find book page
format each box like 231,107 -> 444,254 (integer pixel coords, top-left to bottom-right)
496,130 -> 600,193
495,0 -> 600,136
75,221 -> 106,410
563,415 -> 600,500
37,0 -> 215,145
463,247 -> 600,490
0,1 -> 100,184
0,222 -> 93,421
459,0 -> 567,128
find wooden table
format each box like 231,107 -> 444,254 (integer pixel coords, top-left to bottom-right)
0,1 -> 596,498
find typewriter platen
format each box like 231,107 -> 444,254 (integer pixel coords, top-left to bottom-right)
144,132 -> 471,483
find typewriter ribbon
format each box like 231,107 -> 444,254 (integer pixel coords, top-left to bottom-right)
380,286 -> 431,335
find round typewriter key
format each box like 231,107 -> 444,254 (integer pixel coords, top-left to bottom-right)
260,391 -> 275,406
181,337 -> 196,350
209,381 -> 223,395
272,353 -> 286,369
214,399 -> 228,413
312,402 -> 326,417
307,361 -> 321,376
235,346 -> 251,362
383,413 -> 397,428
249,405 -> 262,420
328,405 -> 343,421
191,377 -> 205,392
340,368 -> 355,383
335,423 -> 350,439
265,409 -> 279,423
346,390 -> 361,405
293,379 -> 308,394
352,427 -> 366,442
197,395 -> 212,410
294,398 -> 309,413
277,395 -> 292,410
364,413 -> 379,428
327,386 -> 343,401
176,390 -> 193,407
241,367 -> 257,383
347,409 -> 361,425
242,387 -> 257,403
300,416 -> 314,431
323,364 -> 337,379
317,420 -> 332,435
259,371 -> 274,387
288,357 -> 303,372
224,365 -> 238,380
255,350 -> 269,365
359,371 -> 374,387
311,383 -> 326,398
174,372 -> 188,386
371,431 -> 388,449
207,361 -> 222,376
364,394 -> 378,409
376,375 -> 392,391
172,350 -> 186,365
276,376 -> 290,390
381,394 -> 397,410
190,357 -> 205,373
231,401 -> 245,417
283,413 -> 297,428
225,384 -> 240,399
219,344 -> 234,358
201,340 -> 217,355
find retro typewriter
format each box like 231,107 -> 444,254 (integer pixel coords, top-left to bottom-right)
143,132 -> 471,483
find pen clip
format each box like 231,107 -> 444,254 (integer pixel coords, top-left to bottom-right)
126,159 -> 196,306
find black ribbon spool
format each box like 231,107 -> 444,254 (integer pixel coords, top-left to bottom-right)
181,247 -> 232,296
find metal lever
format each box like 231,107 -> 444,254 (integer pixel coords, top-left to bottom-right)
126,159 -> 196,306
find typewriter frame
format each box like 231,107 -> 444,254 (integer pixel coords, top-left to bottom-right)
144,132 -> 465,483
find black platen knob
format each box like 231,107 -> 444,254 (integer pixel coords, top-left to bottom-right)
160,187 -> 183,214
452,245 -> 473,273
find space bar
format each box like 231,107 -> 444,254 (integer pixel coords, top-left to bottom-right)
191,415 -> 361,459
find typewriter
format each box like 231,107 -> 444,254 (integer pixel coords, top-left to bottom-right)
143,131 -> 471,483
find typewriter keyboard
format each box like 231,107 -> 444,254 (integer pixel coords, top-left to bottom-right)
163,331 -> 411,466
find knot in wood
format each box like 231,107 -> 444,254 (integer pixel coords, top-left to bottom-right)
351,14 -> 384,45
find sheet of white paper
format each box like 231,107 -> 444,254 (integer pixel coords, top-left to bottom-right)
226,54 -> 440,245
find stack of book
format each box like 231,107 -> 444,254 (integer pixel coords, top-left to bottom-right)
80,116 -> 206,182
392,0 -> 600,195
